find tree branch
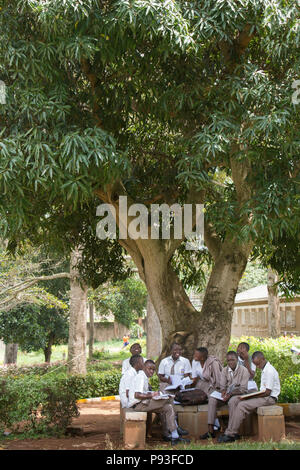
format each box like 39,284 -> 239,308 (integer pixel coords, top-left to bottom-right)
80,58 -> 102,128
0,272 -> 71,307
204,223 -> 222,261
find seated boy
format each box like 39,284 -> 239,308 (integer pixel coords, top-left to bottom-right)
200,351 -> 249,439
122,343 -> 145,375
158,343 -> 192,392
128,356 -> 190,446
217,351 -> 280,443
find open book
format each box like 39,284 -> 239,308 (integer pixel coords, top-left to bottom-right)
239,389 -> 266,400
209,391 -> 224,401
152,393 -> 172,400
165,375 -> 193,391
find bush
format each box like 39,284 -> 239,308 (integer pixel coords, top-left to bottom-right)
280,374 -> 300,403
0,370 -> 122,436
64,370 -> 122,399
91,348 -> 111,360
149,374 -> 159,391
229,336 -> 300,392
0,361 -> 67,377
0,375 -> 79,435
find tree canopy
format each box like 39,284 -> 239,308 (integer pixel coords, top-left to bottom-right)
1,0 -> 298,256
0,0 -> 299,357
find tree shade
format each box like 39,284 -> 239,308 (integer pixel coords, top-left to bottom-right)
0,0 -> 299,359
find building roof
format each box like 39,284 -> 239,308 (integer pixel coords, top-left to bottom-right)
235,284 -> 278,303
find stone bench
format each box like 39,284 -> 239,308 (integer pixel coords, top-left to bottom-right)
122,409 -> 148,449
175,403 -> 286,441
122,402 -> 296,447
257,405 -> 285,441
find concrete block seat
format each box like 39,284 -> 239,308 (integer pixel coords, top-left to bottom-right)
121,402 -> 297,446
174,403 -> 286,440
122,407 -> 147,449
257,405 -> 285,441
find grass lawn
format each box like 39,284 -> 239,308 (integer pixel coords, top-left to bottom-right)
157,438 -> 300,450
0,337 -> 147,366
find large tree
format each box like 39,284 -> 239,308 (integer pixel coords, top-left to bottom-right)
0,1 -> 299,360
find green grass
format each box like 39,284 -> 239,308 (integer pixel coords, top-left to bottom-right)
0,337 -> 147,366
155,438 -> 300,450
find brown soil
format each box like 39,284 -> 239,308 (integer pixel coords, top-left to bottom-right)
1,402 -> 300,450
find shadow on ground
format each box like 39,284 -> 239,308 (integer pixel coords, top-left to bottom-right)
2,402 -> 300,450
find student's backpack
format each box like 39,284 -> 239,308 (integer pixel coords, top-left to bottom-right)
174,389 -> 208,406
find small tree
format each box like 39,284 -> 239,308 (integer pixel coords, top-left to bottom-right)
95,277 -> 148,329
0,303 -> 69,363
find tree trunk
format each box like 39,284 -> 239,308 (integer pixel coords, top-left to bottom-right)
4,343 -> 18,364
146,295 -> 162,359
267,268 -> 281,337
43,345 -> 52,363
43,335 -> 54,363
128,238 -> 250,362
88,301 -> 95,360
195,248 -> 249,359
67,248 -> 88,375
97,177 -> 253,362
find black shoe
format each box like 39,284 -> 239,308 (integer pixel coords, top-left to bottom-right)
217,434 -> 236,443
200,431 -> 216,440
171,437 -> 191,446
234,434 -> 240,440
162,435 -> 172,442
177,426 -> 189,436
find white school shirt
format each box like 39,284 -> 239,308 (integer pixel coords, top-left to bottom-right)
260,361 -> 281,399
128,370 -> 150,408
158,356 -> 192,378
191,360 -> 204,379
122,356 -> 145,375
119,367 -> 137,408
238,357 -> 258,391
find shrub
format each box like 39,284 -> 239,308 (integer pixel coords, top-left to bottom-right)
279,374 -> 300,403
91,348 -> 111,360
149,374 -> 159,391
0,374 -> 79,435
65,370 -> 122,398
0,361 -> 67,377
229,336 -> 300,387
41,381 -> 80,433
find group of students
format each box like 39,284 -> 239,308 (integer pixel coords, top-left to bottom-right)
119,341 -> 280,444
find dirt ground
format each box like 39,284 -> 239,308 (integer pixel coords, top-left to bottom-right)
1,401 -> 300,450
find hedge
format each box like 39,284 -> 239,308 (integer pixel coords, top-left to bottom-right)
0,370 -> 122,435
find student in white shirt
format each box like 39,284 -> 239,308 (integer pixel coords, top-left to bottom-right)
122,343 -> 145,375
128,356 -> 190,446
158,343 -> 192,392
218,351 -> 281,443
119,355 -> 139,408
237,342 -> 258,392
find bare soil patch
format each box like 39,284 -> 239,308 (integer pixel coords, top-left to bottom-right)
1,402 -> 300,450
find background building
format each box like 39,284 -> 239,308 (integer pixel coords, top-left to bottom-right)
232,285 -> 300,337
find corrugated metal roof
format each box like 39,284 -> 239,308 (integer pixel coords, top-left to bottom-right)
235,284 -> 269,302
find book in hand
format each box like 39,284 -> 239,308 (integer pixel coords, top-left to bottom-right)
239,389 -> 266,400
152,392 -> 173,400
165,375 -> 193,391
209,391 -> 224,401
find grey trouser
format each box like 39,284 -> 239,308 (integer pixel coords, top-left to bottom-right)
133,397 -> 177,433
225,395 -> 276,436
195,379 -> 211,395
207,396 -> 230,425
